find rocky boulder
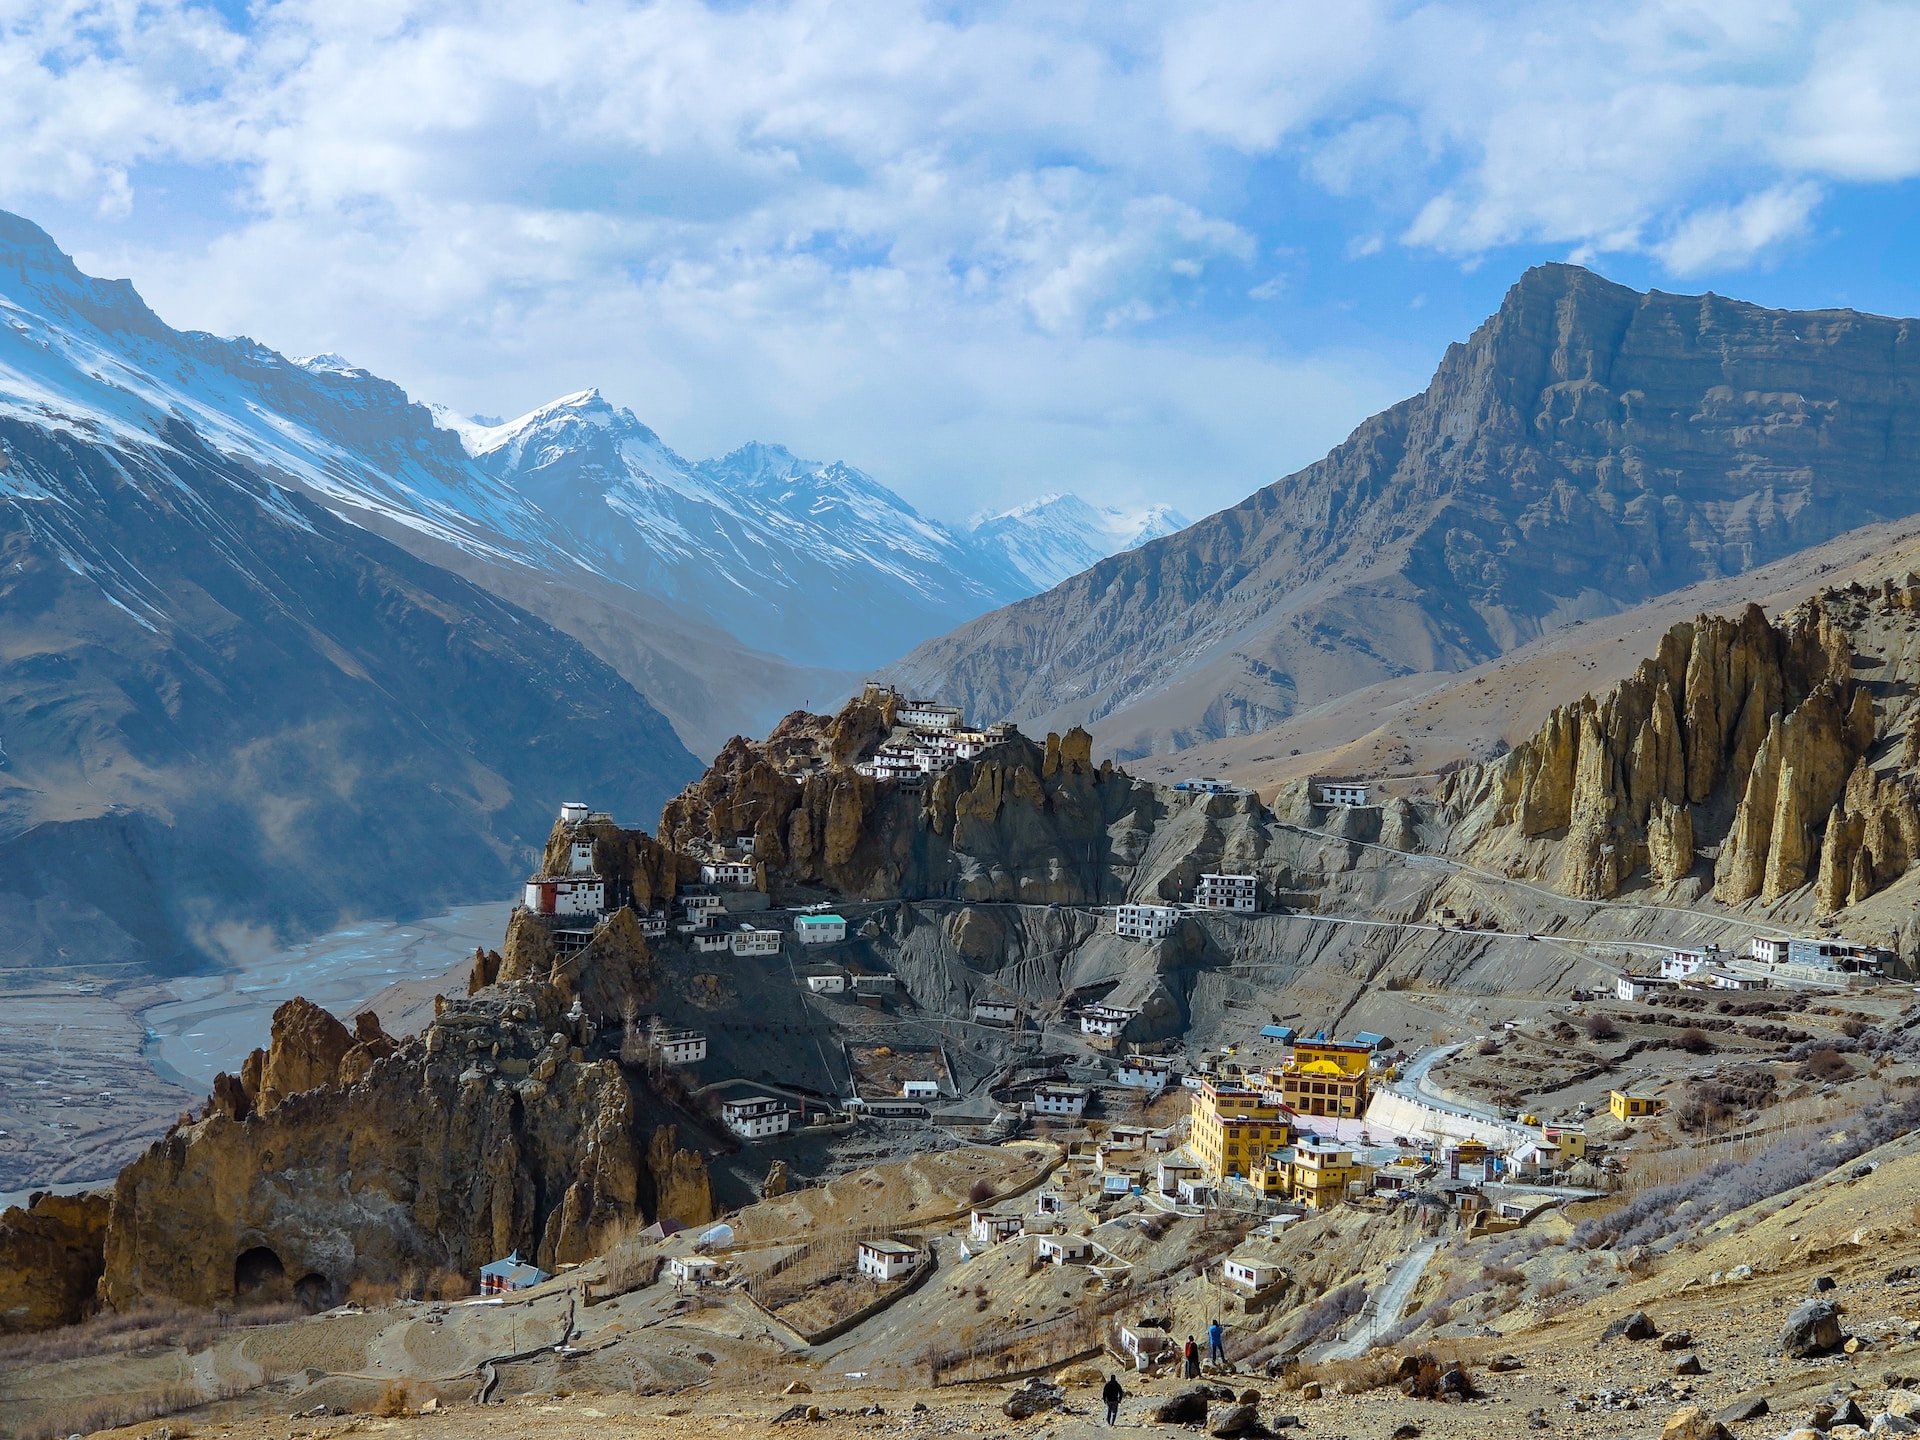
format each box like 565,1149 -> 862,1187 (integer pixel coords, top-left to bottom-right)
1782,1299 -> 1845,1358
1660,1406 -> 1734,1440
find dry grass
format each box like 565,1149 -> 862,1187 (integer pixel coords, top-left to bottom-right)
15,1379 -> 257,1440
0,1300 -> 305,1370
375,1379 -> 416,1417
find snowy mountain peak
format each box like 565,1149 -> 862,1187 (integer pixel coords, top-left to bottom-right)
966,492 -> 1190,591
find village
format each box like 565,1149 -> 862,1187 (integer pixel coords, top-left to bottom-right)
491,686 -> 1918,1370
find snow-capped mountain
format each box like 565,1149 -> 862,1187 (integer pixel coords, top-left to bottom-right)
967,493 -> 1192,591
459,392 -> 1030,668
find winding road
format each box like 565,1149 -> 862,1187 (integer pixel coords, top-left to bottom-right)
1321,1236 -> 1445,1361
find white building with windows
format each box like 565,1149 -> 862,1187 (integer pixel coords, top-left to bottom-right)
795,913 -> 848,945
1034,1234 -> 1090,1265
1662,949 -> 1714,979
681,890 -> 724,920
653,1031 -> 708,1066
969,1210 -> 1024,1246
1314,781 -> 1370,807
720,1096 -> 793,1140
731,925 -> 781,957
667,1255 -> 723,1286
856,1239 -> 921,1282
1615,972 -> 1674,1002
524,874 -> 605,918
1222,1254 -> 1283,1293
1027,1083 -> 1089,1117
901,1079 -> 940,1101
700,860 -> 758,888
972,999 -> 1020,1027
1194,873 -> 1258,912
899,701 -> 962,732
1115,1055 -> 1174,1091
1114,904 -> 1180,942
1079,1005 -> 1136,1038
694,929 -> 730,954
805,972 -> 847,995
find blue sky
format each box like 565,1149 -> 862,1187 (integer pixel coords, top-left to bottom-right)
5,1 -> 1920,522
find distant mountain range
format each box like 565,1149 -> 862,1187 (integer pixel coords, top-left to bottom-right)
891,263 -> 1920,758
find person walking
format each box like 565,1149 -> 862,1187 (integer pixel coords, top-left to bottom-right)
1183,1335 -> 1200,1378
1207,1318 -> 1226,1366
1102,1372 -> 1124,1426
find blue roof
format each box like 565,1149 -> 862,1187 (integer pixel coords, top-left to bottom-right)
1354,1031 -> 1388,1047
479,1251 -> 524,1277
797,913 -> 846,925
1259,1025 -> 1295,1040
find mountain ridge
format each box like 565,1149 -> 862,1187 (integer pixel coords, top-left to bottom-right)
887,263 -> 1920,759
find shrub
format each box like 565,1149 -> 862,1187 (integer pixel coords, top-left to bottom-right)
1675,1027 -> 1714,1054
375,1380 -> 414,1417
1475,1037 -> 1499,1056
1799,1047 -> 1856,1083
1584,1014 -> 1620,1041
967,1178 -> 995,1204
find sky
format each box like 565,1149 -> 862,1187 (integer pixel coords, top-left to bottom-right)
5,1 -> 1920,524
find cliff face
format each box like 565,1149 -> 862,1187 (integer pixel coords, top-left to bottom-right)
0,1191 -> 110,1334
891,265 -> 1920,760
1444,583 -> 1920,914
71,919 -> 713,1320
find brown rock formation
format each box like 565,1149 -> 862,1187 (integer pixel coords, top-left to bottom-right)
1446,590 -> 1913,908
254,997 -> 355,1112
0,1191 -> 109,1334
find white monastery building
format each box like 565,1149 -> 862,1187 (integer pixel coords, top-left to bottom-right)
1194,873 -> 1258,912
720,1096 -> 793,1140
1114,904 -> 1180,942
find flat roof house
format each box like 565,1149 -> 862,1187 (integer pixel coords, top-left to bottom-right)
1114,904 -> 1180,942
1195,873 -> 1258,912
856,1239 -> 921,1282
721,1095 -> 793,1140
731,924 -> 782,957
972,999 -> 1020,1027
1610,1090 -> 1662,1122
804,971 -> 847,994
795,913 -> 848,945
1027,1082 -> 1089,1117
968,1210 -> 1024,1246
1222,1253 -> 1283,1294
1034,1233 -> 1091,1265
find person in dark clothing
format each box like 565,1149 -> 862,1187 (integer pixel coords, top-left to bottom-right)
1207,1319 -> 1226,1365
1102,1373 -> 1124,1425
1183,1335 -> 1200,1378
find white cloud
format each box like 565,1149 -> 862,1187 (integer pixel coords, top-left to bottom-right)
1655,181 -> 1823,274
3,0 -> 1920,520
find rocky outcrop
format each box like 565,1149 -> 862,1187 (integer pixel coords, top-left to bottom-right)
654,697 -> 1162,906
69,913 -> 715,1322
1445,584 -> 1920,910
0,1191 -> 110,1334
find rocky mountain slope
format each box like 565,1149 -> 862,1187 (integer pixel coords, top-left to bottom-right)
890,264 -> 1920,760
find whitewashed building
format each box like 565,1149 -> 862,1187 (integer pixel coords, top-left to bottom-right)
1662,949 -> 1713,979
699,860 -> 757,888
1615,972 -> 1675,1002
653,1030 -> 708,1066
524,874 -> 605,918
1033,1233 -> 1090,1265
667,1255 -> 722,1286
720,1096 -> 793,1140
795,913 -> 848,945
856,1239 -> 921,1282
1027,1083 -> 1089,1118
1222,1254 -> 1283,1293
1115,1055 -> 1174,1091
901,1079 -> 940,1101
968,1210 -> 1024,1246
693,929 -> 731,954
1079,1004 -> 1136,1038
1194,873 -> 1258,912
730,925 -> 781,957
680,890 -> 724,920
972,999 -> 1020,1027
1314,781 -> 1370,807
805,972 -> 848,995
899,701 -> 962,732
1115,904 -> 1180,942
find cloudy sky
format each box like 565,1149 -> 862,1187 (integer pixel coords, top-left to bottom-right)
6,0 -> 1920,522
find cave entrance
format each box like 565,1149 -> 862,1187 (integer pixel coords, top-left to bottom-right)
234,1245 -> 287,1299
293,1272 -> 333,1311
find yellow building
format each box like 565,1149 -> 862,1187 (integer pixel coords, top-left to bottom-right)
1190,1081 -> 1293,1180
1545,1126 -> 1588,1160
1610,1090 -> 1661,1122
1275,1039 -> 1373,1118
1287,1140 -> 1375,1209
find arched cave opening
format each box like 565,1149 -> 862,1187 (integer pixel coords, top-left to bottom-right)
293,1272 -> 334,1311
234,1244 -> 287,1299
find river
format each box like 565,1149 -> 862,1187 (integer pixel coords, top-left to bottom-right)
136,900 -> 514,1093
